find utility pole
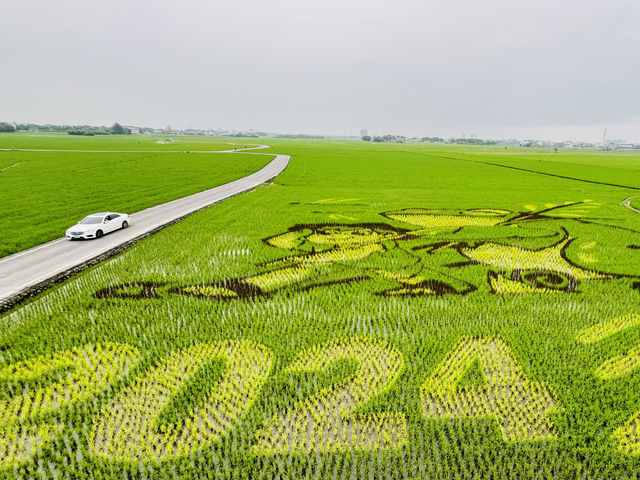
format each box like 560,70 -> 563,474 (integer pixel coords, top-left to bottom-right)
602,128 -> 607,149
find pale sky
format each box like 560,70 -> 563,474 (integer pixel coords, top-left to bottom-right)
3,0 -> 640,142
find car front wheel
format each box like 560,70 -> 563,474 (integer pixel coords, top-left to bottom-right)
122,221 -> 129,229
96,230 -> 104,238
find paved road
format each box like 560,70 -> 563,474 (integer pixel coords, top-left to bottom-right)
622,196 -> 640,214
0,147 -> 288,308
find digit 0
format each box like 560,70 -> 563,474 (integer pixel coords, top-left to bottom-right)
90,340 -> 273,461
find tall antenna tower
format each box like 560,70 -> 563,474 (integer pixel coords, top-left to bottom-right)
602,128 -> 607,149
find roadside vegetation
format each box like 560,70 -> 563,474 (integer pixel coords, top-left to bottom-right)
1,137 -> 640,478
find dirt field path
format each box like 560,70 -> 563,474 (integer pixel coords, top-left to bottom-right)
622,196 -> 640,214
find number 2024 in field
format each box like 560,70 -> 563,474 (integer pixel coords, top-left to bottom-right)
1,318 -> 638,466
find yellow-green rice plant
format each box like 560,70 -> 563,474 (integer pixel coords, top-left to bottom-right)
421,337 -> 562,442
592,349 -> 640,380
0,343 -> 140,467
577,314 -> 640,379
180,285 -> 239,298
462,237 -> 608,282
576,313 -> 640,345
612,411 -> 640,455
245,244 -> 384,292
253,337 -> 407,454
385,209 -> 508,229
262,243 -> 384,270
90,340 -> 273,462
264,230 -> 305,250
577,314 -> 640,454
488,272 -> 567,294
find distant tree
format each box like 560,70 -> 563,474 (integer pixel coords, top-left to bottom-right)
361,135 -> 371,141
111,122 -> 130,135
0,122 -> 16,132
67,129 -> 95,136
111,122 -> 125,134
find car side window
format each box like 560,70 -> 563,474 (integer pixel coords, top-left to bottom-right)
110,214 -> 119,219
104,216 -> 110,223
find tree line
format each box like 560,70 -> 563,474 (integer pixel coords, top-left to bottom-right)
0,122 -> 133,135
361,135 -> 498,145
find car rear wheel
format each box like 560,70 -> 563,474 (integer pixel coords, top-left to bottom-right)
122,221 -> 129,229
96,230 -> 104,238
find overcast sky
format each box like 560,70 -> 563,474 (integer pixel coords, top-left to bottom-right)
3,0 -> 640,141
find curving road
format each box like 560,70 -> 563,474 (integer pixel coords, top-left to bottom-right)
622,196 -> 640,214
0,146 -> 289,310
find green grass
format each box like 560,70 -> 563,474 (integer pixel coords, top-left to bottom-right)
444,150 -> 640,189
2,138 -> 640,478
0,134 -> 271,257
0,131 -> 262,151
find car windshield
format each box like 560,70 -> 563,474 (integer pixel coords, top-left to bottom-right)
79,216 -> 103,225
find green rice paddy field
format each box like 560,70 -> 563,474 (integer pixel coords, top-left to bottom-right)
2,135 -> 640,479
0,133 -> 269,257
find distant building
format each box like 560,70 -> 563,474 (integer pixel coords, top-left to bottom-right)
183,129 -> 206,135
612,143 -> 640,151
123,125 -> 141,134
372,134 -> 406,143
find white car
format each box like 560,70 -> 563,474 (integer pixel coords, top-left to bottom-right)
66,212 -> 130,240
